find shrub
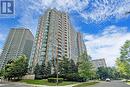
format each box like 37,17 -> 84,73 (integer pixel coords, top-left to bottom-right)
48,78 -> 63,83
66,73 -> 79,81
35,75 -> 43,80
77,77 -> 87,82
66,73 -> 87,82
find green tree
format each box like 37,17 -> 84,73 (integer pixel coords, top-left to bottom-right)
116,58 -> 130,78
58,56 -> 79,80
46,61 -> 51,77
3,55 -> 28,80
0,69 -> 4,77
96,67 -> 121,80
68,59 -> 78,73
34,61 -> 51,79
14,55 -> 28,79
34,64 -> 41,79
111,67 -> 120,80
120,40 -> 130,61
116,40 -> 130,78
96,67 -> 110,80
40,61 -> 47,78
59,56 -> 70,77
78,53 -> 95,79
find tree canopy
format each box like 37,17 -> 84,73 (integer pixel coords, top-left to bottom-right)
78,53 -> 95,79
96,67 -> 120,80
2,55 -> 28,80
116,40 -> 130,78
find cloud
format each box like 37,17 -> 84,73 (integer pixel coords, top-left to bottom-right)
26,0 -> 89,13
14,0 -> 40,35
15,0 -> 77,34
0,33 -> 5,41
0,33 -> 6,55
17,0 -> 130,26
80,0 -> 130,22
17,13 -> 38,35
84,25 -> 130,66
17,0 -> 89,34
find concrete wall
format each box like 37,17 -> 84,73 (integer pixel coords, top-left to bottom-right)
22,75 -> 35,80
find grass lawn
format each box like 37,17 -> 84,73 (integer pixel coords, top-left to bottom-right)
127,81 -> 130,85
20,79 -> 78,86
72,82 -> 99,87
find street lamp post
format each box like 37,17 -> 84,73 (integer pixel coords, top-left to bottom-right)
56,38 -> 59,86
56,55 -> 59,86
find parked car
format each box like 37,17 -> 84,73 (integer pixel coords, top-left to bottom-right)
105,78 -> 111,82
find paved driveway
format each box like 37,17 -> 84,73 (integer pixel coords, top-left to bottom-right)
0,82 -> 33,87
89,80 -> 130,87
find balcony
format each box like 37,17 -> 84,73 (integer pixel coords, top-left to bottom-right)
58,54 -> 62,57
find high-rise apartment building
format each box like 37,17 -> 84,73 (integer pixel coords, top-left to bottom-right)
92,58 -> 107,70
0,28 -> 34,69
29,9 -> 86,72
77,33 -> 86,54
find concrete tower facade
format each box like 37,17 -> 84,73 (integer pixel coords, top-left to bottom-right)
0,28 -> 34,69
29,9 -> 86,72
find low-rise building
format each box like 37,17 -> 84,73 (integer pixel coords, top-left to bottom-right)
92,58 -> 107,70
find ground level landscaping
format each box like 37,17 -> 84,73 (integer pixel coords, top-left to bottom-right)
127,81 -> 130,85
20,79 -> 79,86
20,79 -> 99,86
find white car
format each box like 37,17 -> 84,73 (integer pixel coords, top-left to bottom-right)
105,78 -> 111,82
